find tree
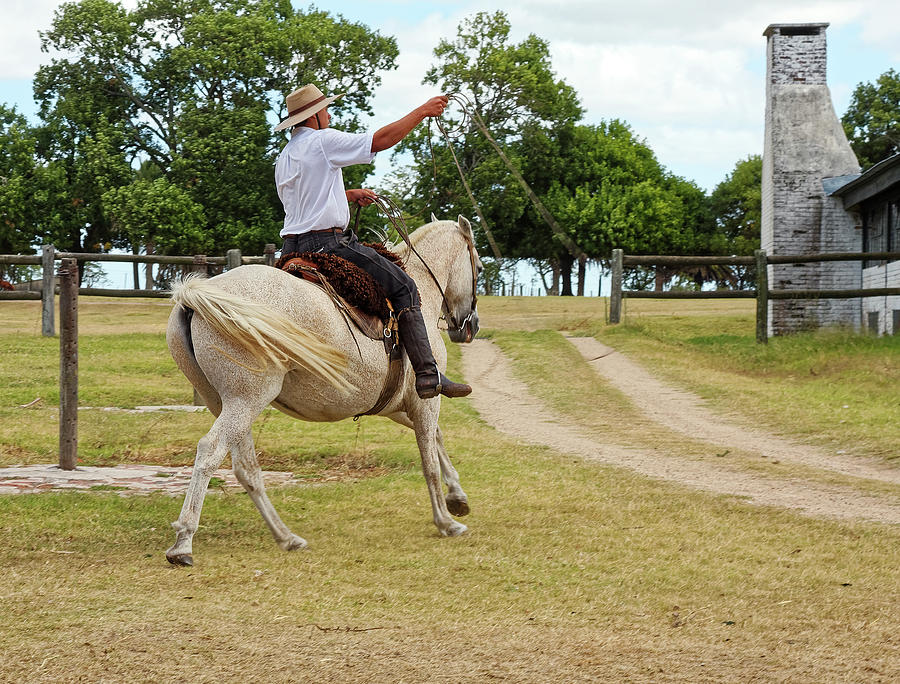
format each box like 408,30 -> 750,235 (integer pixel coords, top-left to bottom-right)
0,106 -> 38,258
842,69 -> 900,169
540,121 -> 712,291
704,155 -> 762,288
0,105 -> 88,280
396,11 -> 715,295
392,10 -> 583,292
707,155 -> 761,254
28,0 -> 398,261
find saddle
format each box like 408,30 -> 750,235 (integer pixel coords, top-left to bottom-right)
275,244 -> 403,342
274,244 -> 406,417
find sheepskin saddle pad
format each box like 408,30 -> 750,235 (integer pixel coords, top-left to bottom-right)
275,244 -> 405,340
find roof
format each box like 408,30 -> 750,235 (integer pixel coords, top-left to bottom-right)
827,153 -> 900,209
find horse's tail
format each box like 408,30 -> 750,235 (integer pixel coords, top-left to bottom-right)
170,274 -> 351,392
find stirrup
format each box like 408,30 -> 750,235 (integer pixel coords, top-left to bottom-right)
416,373 -> 471,399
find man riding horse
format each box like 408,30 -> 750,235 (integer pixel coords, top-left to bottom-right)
274,85 -> 471,400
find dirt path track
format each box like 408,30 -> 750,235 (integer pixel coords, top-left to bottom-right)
460,338 -> 900,524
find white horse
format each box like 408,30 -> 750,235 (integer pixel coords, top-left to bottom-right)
164,216 -> 482,565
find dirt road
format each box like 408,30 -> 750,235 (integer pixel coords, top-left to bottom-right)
460,337 -> 900,524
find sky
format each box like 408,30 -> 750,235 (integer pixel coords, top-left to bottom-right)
4,0 -> 897,195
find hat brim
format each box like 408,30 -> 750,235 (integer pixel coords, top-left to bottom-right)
274,93 -> 344,132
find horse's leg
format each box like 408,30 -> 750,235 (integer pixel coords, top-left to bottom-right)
407,404 -> 468,537
166,401 -> 252,565
387,412 -> 469,517
435,425 -> 469,517
166,367 -> 284,565
232,430 -> 307,552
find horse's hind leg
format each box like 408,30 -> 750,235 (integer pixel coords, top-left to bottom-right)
232,431 -> 307,552
166,395 -> 274,566
166,408 -> 243,566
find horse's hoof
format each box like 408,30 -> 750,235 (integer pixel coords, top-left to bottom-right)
441,520 -> 468,537
281,535 -> 308,552
446,497 -> 470,517
166,553 -> 193,567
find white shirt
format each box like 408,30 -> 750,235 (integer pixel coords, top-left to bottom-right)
275,127 -> 376,236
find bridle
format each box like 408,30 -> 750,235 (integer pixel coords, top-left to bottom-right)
352,197 -> 478,336
442,227 -> 479,337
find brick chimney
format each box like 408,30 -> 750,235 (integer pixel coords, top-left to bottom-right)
761,23 -> 861,335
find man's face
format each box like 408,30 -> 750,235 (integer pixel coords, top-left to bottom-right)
317,106 -> 331,129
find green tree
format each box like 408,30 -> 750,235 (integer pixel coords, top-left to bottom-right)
540,121 -> 712,291
0,106 -> 37,258
0,105 -> 100,281
707,155 -> 761,254
842,69 -> 900,169
393,10 -> 583,292
31,0 -> 398,260
397,11 -> 713,295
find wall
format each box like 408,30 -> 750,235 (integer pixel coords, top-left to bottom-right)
862,262 -> 900,334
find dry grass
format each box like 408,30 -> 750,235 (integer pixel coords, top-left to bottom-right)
1,296 -> 899,681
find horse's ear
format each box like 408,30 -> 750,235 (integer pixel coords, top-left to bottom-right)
430,212 -> 438,223
457,215 -> 472,237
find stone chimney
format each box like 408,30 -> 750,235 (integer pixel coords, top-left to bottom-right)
761,23 -> 862,335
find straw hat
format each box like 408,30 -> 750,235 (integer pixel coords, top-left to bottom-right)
274,84 -> 344,132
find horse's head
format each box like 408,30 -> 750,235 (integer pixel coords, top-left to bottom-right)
443,215 -> 481,343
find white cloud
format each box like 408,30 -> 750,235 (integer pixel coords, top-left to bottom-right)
855,0 -> 900,59
2,1 -> 62,79
2,0 -> 139,79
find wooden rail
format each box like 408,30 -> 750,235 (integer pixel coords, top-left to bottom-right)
609,249 -> 900,343
1,244 -> 277,335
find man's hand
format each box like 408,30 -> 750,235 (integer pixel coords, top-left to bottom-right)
371,94 -> 450,153
346,188 -> 377,207
420,95 -> 449,118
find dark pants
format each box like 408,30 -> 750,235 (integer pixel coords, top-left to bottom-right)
282,228 -> 418,311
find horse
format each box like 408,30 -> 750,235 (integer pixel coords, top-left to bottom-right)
164,216 -> 482,566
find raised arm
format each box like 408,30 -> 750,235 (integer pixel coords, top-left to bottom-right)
371,95 -> 448,153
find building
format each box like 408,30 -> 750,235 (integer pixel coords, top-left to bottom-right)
761,22 -> 899,335
828,152 -> 900,335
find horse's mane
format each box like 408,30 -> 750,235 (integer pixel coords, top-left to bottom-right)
394,220 -> 446,257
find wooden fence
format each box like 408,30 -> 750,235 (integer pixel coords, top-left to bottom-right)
1,245 -> 276,470
609,249 -> 900,342
0,244 -> 277,336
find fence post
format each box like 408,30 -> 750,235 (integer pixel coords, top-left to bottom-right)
609,249 -> 623,324
755,249 -> 768,344
226,249 -> 241,271
41,244 -> 56,337
264,243 -> 276,267
191,254 -> 208,276
58,258 -> 78,470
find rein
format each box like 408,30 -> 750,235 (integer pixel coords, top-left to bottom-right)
352,197 -> 477,335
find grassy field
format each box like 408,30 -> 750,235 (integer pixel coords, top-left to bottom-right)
0,296 -> 898,682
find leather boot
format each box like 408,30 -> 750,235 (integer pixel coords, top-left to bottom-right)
397,306 -> 472,399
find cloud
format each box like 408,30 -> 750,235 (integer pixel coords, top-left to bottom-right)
4,0 -> 893,193
1,0 -> 61,79
2,0 -> 140,79
855,0 -> 900,59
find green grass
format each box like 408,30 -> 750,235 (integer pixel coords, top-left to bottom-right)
0,296 -> 898,681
